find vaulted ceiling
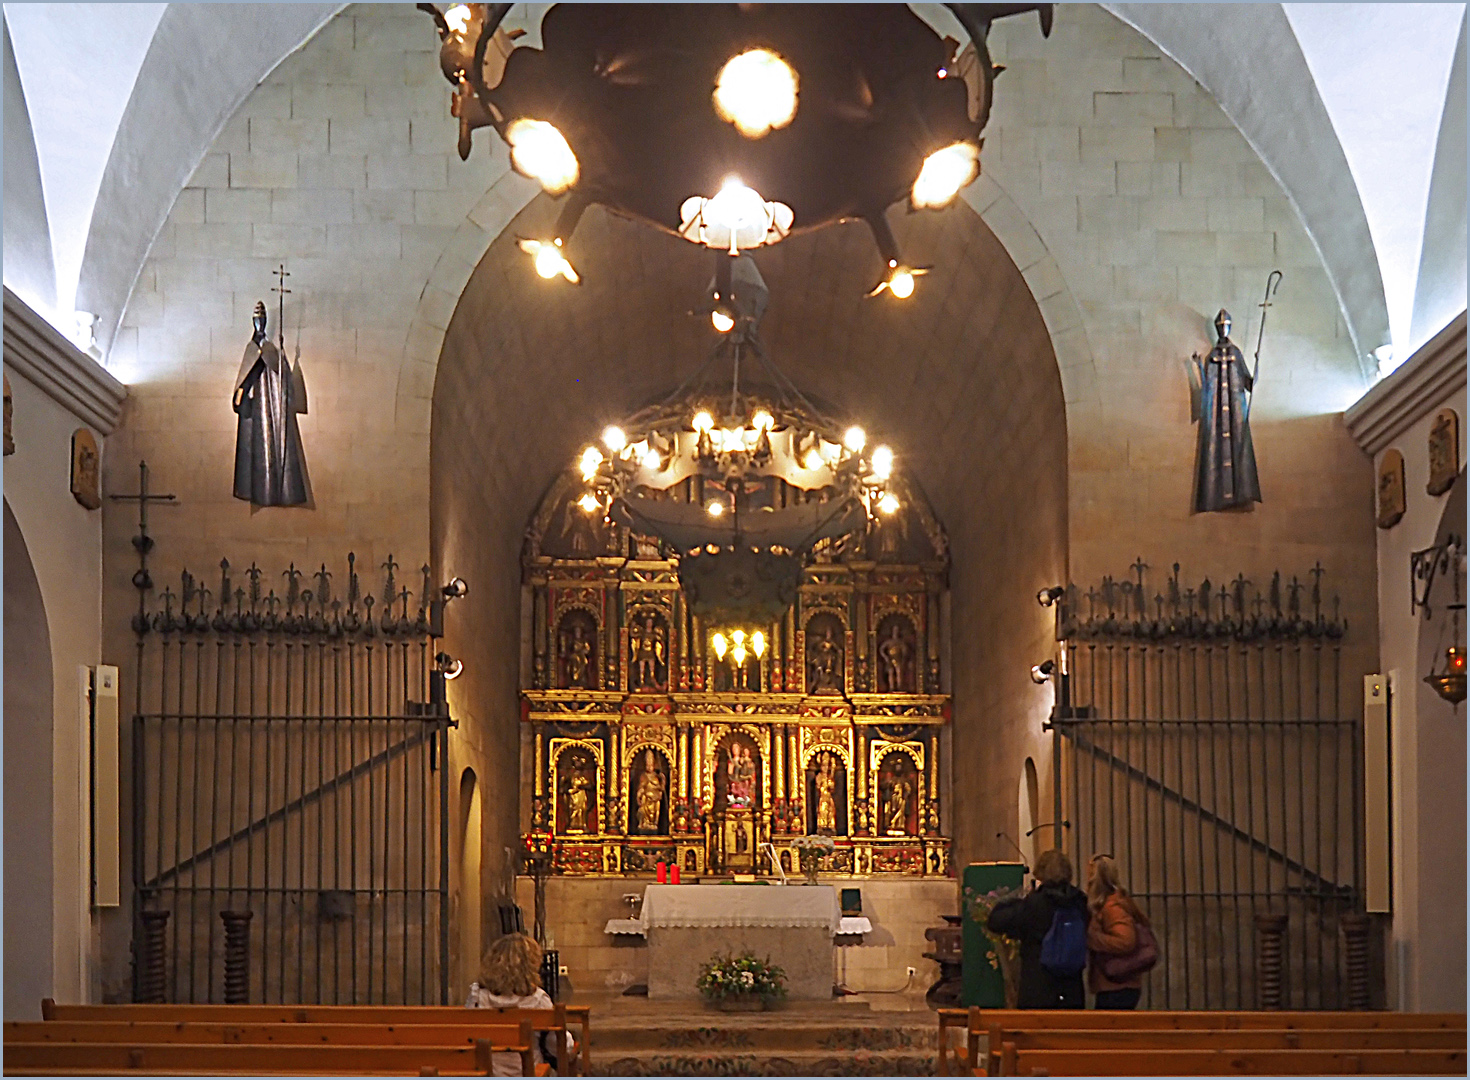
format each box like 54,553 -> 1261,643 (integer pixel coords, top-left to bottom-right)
3,2 -> 1465,377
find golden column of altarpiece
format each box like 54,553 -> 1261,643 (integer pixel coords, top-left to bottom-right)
520,469 -> 953,879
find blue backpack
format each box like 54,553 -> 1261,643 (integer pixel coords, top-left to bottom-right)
1040,904 -> 1088,977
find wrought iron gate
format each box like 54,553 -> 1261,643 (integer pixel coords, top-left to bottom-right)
131,552 -> 452,1004
1047,563 -> 1363,1009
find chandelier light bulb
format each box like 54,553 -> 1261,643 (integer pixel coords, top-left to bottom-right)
912,141 -> 980,209
705,178 -> 769,235
579,445 -> 603,480
751,410 -> 775,431
505,118 -> 579,194
888,268 -> 916,299
732,642 -> 748,665
519,238 -> 580,283
577,492 -> 600,513
707,501 -> 725,517
713,48 -> 799,139
712,632 -> 728,660
871,445 -> 894,480
802,448 -> 824,471
752,631 -> 767,658
732,630 -> 746,645
693,410 -> 715,433
844,426 -> 866,453
879,492 -> 901,515
711,309 -> 735,333
602,425 -> 627,453
444,3 -> 472,34
642,448 -> 662,470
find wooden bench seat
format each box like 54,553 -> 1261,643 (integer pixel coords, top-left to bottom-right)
936,1008 -> 1469,1075
2,1038 -> 527,1075
1000,1045 -> 1468,1076
9,1019 -> 531,1046
992,1027 -> 1466,1051
35,1000 -> 589,1074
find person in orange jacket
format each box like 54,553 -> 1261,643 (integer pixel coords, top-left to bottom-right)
1085,854 -> 1151,1009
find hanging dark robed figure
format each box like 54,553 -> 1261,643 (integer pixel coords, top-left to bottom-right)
233,301 -> 310,507
1190,309 -> 1261,512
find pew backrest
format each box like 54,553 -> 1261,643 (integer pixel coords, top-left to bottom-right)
999,1044 -> 1467,1076
2,1036 -> 527,1075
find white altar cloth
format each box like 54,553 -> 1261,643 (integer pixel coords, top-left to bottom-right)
637,883 -> 839,931
638,885 -> 842,999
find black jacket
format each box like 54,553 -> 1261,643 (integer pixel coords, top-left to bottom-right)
986,882 -> 1089,1009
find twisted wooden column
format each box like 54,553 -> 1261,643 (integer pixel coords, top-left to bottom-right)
220,910 -> 253,1004
1341,913 -> 1372,1010
1254,913 -> 1288,1009
135,910 -> 170,1003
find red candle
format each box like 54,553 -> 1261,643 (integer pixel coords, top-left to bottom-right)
671,864 -> 682,885
656,861 -> 667,883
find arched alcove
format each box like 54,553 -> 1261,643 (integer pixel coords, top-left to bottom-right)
457,767 -> 483,996
4,498 -> 54,1018
431,195 -> 1068,867
1019,757 -> 1041,868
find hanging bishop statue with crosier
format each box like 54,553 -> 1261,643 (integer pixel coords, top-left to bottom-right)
233,265 -> 311,507
1188,271 -> 1281,512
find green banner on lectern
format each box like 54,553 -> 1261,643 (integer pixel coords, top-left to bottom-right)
961,861 -> 1026,1007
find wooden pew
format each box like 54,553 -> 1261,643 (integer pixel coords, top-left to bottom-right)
955,1009 -> 1467,1075
999,1044 -> 1468,1076
38,1001 -> 588,1074
2,1034 -> 529,1075
994,1027 -> 1465,1053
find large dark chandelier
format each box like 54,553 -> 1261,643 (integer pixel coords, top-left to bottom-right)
571,255 -> 907,628
419,2 -> 1051,297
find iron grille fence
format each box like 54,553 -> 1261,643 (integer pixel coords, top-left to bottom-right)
1048,563 -> 1362,1009
131,555 -> 452,1004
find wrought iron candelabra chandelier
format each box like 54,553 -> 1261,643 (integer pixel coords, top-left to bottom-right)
573,256 -> 904,639
417,2 -> 1052,298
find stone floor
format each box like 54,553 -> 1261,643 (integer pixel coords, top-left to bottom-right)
576,989 -> 941,1076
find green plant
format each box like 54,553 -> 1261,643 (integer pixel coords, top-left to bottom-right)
964,884 -> 1025,1007
697,950 -> 789,1001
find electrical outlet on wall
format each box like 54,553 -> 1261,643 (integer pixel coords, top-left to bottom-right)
906,966 -> 916,978
559,965 -> 569,976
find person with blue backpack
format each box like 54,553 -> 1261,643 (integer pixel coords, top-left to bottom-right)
985,849 -> 1089,1008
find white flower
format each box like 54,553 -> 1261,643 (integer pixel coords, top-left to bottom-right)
741,971 -> 755,986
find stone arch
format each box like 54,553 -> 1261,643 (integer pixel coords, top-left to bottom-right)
4,498 -> 54,1019
431,189 -> 1069,870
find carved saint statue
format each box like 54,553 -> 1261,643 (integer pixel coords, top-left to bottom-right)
562,622 -> 593,688
885,772 -> 911,835
565,768 -> 591,832
233,301 -> 310,507
726,743 -> 756,808
877,622 -> 914,693
813,752 -> 838,835
1189,309 -> 1260,512
807,626 -> 843,694
635,749 -> 666,833
630,614 -> 665,690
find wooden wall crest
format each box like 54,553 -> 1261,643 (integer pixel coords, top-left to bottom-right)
1377,448 -> 1405,529
70,427 -> 101,509
1428,409 -> 1460,496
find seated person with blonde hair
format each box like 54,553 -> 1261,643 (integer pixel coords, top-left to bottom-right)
466,932 -> 576,1075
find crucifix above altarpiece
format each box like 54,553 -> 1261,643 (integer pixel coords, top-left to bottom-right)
519,466 -> 953,880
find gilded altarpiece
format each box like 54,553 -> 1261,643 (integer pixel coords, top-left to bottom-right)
521,471 -> 952,878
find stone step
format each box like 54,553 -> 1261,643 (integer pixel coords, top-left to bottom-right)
591,1047 -> 936,1076
591,1019 -> 939,1054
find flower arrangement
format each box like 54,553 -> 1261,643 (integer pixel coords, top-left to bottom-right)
792,834 -> 835,883
963,883 -> 1026,1008
697,951 -> 788,1006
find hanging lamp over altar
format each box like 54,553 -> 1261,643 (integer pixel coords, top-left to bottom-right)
417,2 -> 1052,297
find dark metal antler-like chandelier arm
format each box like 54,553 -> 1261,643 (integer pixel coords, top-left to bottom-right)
942,4 -> 1053,131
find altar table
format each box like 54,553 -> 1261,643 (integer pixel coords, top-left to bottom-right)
638,884 -> 841,1000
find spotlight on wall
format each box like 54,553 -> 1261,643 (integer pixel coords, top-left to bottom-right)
1030,659 -> 1056,684
1036,585 -> 1064,607
435,652 -> 465,680
442,577 -> 469,599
